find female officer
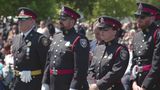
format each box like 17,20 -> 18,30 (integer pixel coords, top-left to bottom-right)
87,16 -> 129,90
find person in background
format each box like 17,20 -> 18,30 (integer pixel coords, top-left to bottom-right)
2,42 -> 14,90
47,23 -> 55,40
37,20 -> 50,37
89,21 -> 103,63
7,23 -> 19,43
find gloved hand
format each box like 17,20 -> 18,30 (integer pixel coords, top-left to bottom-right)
19,71 -> 32,83
131,65 -> 138,80
41,83 -> 49,90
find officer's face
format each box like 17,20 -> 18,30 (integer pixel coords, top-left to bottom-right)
135,15 -> 154,29
100,27 -> 116,42
59,16 -> 75,30
18,17 -> 34,32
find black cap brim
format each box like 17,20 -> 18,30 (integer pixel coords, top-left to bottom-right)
98,23 -> 112,31
134,11 -> 152,16
17,15 -> 31,19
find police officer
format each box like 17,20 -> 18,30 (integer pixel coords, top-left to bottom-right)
87,16 -> 129,90
12,7 -> 50,90
130,3 -> 160,90
41,6 -> 90,90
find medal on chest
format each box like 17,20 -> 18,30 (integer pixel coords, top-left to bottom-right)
26,41 -> 31,59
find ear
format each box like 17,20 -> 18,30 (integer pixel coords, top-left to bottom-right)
151,16 -> 155,21
71,19 -> 75,24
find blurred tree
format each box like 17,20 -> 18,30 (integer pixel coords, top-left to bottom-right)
0,0 -> 56,21
92,0 -> 136,20
137,0 -> 160,8
0,0 -> 144,22
54,0 -> 136,21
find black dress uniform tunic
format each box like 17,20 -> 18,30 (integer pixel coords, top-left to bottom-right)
42,28 -> 90,90
12,28 -> 50,90
131,23 -> 160,90
88,39 -> 129,90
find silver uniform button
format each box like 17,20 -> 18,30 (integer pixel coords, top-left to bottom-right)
15,66 -> 18,68
112,85 -> 115,87
53,42 -> 56,45
142,40 -> 145,42
138,51 -> 141,54
97,73 -> 99,76
97,67 -> 99,70
53,61 -> 55,63
138,62 -> 141,65
139,73 -> 142,77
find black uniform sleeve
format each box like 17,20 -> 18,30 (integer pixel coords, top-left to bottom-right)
37,36 -> 50,70
142,30 -> 160,89
87,57 -> 97,84
41,51 -> 50,84
38,36 -> 50,85
97,47 -> 129,90
70,37 -> 90,89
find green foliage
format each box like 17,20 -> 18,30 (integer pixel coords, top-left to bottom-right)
0,0 -> 56,21
92,0 -> 136,20
0,0 -> 149,22
137,0 -> 160,8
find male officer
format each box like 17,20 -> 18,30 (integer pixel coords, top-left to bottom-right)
12,7 -> 50,90
131,3 -> 160,90
41,6 -> 90,90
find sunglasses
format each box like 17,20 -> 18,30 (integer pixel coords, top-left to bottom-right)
98,26 -> 112,31
135,15 -> 149,19
59,16 -> 71,21
18,17 -> 31,21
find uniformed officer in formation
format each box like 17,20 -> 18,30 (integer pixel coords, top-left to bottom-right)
87,16 -> 129,90
130,3 -> 160,90
12,7 -> 50,90
41,6 -> 90,90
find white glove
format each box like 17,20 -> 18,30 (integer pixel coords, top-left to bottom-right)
41,83 -> 49,90
19,71 -> 32,83
131,65 -> 138,80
